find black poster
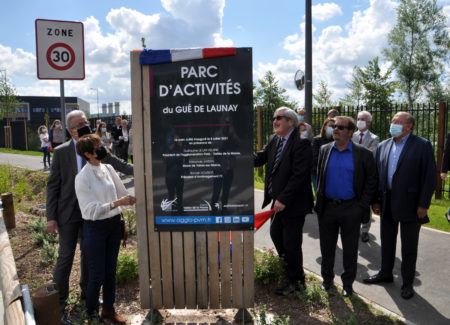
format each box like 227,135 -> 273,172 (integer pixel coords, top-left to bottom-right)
149,48 -> 254,231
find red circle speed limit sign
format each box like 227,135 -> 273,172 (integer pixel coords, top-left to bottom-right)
46,43 -> 76,70
36,19 -> 85,80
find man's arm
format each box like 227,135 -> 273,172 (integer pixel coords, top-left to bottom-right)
254,134 -> 275,167
102,148 -> 134,175
358,147 -> 378,209
46,148 -> 62,233
418,140 -> 437,210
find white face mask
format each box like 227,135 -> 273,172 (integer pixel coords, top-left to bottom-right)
300,131 -> 308,139
357,120 -> 366,131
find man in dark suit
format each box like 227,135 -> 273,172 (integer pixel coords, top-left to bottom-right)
46,110 -> 133,324
364,112 -> 437,300
440,133 -> 450,221
254,107 -> 314,296
315,116 -> 377,297
111,116 -> 123,156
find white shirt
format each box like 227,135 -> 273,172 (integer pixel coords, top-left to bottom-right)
40,133 -> 49,147
75,163 -> 128,221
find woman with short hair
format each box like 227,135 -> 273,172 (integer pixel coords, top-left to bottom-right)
75,133 -> 135,324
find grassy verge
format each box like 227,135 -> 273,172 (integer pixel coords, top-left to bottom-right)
426,198 -> 450,232
0,148 -> 43,157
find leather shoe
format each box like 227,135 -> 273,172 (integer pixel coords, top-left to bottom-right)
363,273 -> 393,284
275,282 -> 300,296
61,313 -> 74,325
320,282 -> 331,291
342,286 -> 353,297
361,232 -> 369,242
101,309 -> 126,324
401,287 -> 414,299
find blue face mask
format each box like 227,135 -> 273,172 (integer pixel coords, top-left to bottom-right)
326,126 -> 333,136
297,115 -> 305,122
390,123 -> 403,137
55,124 -> 61,128
102,128 -> 107,132
42,129 -> 47,133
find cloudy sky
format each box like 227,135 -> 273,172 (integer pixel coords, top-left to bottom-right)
0,0 -> 449,114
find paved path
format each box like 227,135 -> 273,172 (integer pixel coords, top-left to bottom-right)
1,152 -> 449,324
254,189 -> 450,325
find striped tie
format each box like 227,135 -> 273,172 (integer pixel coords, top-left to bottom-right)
268,137 -> 285,195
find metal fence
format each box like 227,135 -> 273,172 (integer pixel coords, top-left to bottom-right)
254,102 -> 449,199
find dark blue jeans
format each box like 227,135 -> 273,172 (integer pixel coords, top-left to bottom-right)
83,214 -> 121,316
42,147 -> 50,166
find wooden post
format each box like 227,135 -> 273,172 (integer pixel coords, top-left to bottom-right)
0,213 -> 24,324
435,102 -> 447,199
24,120 -> 28,151
257,105 -> 263,177
1,192 -> 15,229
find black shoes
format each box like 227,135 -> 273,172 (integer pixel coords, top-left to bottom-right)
363,273 -> 394,284
320,282 -> 332,291
401,287 -> 414,299
61,313 -> 74,325
275,281 -> 302,296
361,232 -> 370,242
342,286 -> 353,297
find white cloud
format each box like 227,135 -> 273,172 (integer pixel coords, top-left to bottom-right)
257,0 -> 397,105
312,3 -> 343,21
0,0 -> 231,114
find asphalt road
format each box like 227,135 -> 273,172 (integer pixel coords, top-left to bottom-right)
1,152 -> 449,324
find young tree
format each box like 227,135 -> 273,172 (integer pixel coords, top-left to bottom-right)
341,66 -> 364,107
0,79 -> 19,126
313,80 -> 334,108
357,57 -> 396,109
254,71 -> 294,111
383,0 -> 450,107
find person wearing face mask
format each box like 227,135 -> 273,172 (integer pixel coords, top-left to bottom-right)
75,134 -> 135,324
297,109 -> 313,140
352,111 -> 380,243
96,122 -> 112,152
49,119 -> 64,151
38,125 -> 51,170
46,110 -> 133,325
364,112 -> 437,300
311,118 -> 335,193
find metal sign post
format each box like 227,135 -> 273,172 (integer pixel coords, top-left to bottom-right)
35,19 -> 85,130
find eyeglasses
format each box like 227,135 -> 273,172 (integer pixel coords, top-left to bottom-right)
331,124 -> 349,130
71,121 -> 88,130
272,115 -> 287,121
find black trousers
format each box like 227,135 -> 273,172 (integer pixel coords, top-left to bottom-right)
270,213 -> 306,284
53,208 -> 88,313
319,200 -> 361,287
380,193 -> 421,288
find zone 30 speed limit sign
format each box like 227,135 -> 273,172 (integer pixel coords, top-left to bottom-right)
35,19 -> 85,80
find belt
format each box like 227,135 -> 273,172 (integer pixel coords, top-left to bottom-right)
325,197 -> 355,205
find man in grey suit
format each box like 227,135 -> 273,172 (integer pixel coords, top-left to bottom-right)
352,110 -> 379,242
46,110 -> 133,325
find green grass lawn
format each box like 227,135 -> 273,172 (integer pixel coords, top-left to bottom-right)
426,198 -> 450,232
0,148 -> 44,157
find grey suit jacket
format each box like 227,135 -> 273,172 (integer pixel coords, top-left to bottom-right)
352,130 -> 379,152
46,139 -> 134,226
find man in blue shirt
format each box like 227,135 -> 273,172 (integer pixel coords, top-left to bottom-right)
364,112 -> 436,300
315,116 -> 377,297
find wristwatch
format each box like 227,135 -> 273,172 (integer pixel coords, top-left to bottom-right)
110,201 -> 115,210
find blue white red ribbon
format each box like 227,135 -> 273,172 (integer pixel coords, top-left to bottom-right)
140,47 -> 236,65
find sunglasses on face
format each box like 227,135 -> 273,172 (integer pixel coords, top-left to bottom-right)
272,115 -> 287,121
331,124 -> 348,130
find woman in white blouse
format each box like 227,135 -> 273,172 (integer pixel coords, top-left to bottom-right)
74,134 -> 135,324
